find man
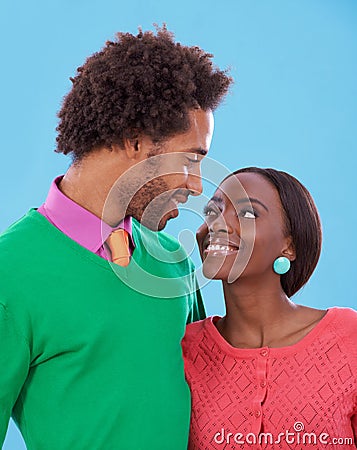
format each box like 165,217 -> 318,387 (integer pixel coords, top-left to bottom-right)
0,26 -> 231,449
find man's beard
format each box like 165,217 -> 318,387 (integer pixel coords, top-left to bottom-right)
126,177 -> 177,231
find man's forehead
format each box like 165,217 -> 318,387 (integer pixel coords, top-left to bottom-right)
159,109 -> 213,153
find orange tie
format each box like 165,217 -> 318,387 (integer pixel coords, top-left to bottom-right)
106,229 -> 130,267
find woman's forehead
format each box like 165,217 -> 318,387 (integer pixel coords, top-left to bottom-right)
214,172 -> 281,208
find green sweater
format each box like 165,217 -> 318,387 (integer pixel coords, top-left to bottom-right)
0,209 -> 205,450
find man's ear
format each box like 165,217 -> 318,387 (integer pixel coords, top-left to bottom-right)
113,137 -> 145,161
282,236 -> 296,261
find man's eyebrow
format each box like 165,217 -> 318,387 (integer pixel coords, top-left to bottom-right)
236,197 -> 269,212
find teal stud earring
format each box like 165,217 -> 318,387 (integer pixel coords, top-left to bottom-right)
273,256 -> 291,275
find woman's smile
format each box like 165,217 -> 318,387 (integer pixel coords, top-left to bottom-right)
202,235 -> 240,256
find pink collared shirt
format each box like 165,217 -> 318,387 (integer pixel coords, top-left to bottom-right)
37,175 -> 134,261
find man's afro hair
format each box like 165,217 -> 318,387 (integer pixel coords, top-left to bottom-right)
56,25 -> 233,161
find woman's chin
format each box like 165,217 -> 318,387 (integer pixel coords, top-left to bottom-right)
202,259 -> 230,280
202,256 -> 248,282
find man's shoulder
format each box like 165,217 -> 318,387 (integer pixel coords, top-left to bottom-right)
157,229 -> 185,252
0,209 -> 44,263
132,218 -> 194,266
1,208 -> 39,236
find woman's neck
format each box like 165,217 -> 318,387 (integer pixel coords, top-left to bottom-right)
217,277 -> 324,349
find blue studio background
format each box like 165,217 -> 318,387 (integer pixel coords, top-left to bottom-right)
1,0 -> 356,448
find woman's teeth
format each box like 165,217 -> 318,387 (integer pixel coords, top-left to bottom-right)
206,244 -> 237,252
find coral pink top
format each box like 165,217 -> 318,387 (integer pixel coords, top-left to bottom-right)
182,307 -> 357,449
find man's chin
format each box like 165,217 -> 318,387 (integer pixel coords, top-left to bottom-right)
129,203 -> 180,230
132,213 -> 172,232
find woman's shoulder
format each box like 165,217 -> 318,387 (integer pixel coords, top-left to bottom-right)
184,317 -> 210,340
330,306 -> 357,327
328,306 -> 357,352
182,316 -> 218,352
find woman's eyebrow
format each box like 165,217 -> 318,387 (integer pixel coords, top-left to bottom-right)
235,197 -> 269,212
208,196 -> 223,205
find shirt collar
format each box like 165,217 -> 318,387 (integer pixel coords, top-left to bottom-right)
41,175 -> 134,253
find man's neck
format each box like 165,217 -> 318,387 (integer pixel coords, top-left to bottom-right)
59,152 -> 129,226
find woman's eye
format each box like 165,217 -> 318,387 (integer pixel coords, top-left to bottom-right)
203,206 -> 219,217
206,210 -> 216,217
240,209 -> 256,219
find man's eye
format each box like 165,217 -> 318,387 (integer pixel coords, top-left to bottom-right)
186,158 -> 199,165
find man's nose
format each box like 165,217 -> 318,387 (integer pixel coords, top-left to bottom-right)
187,170 -> 203,196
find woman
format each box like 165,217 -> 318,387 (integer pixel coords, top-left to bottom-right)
182,168 -> 357,449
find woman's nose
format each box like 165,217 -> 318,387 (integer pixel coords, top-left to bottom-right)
208,212 -> 232,234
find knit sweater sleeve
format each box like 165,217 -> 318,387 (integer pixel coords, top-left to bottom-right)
334,308 -> 357,443
352,415 -> 357,445
0,301 -> 30,445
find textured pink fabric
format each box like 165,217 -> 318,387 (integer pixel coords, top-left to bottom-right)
37,175 -> 134,260
182,307 -> 357,449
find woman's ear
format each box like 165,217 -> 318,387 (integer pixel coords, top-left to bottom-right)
282,236 -> 296,261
